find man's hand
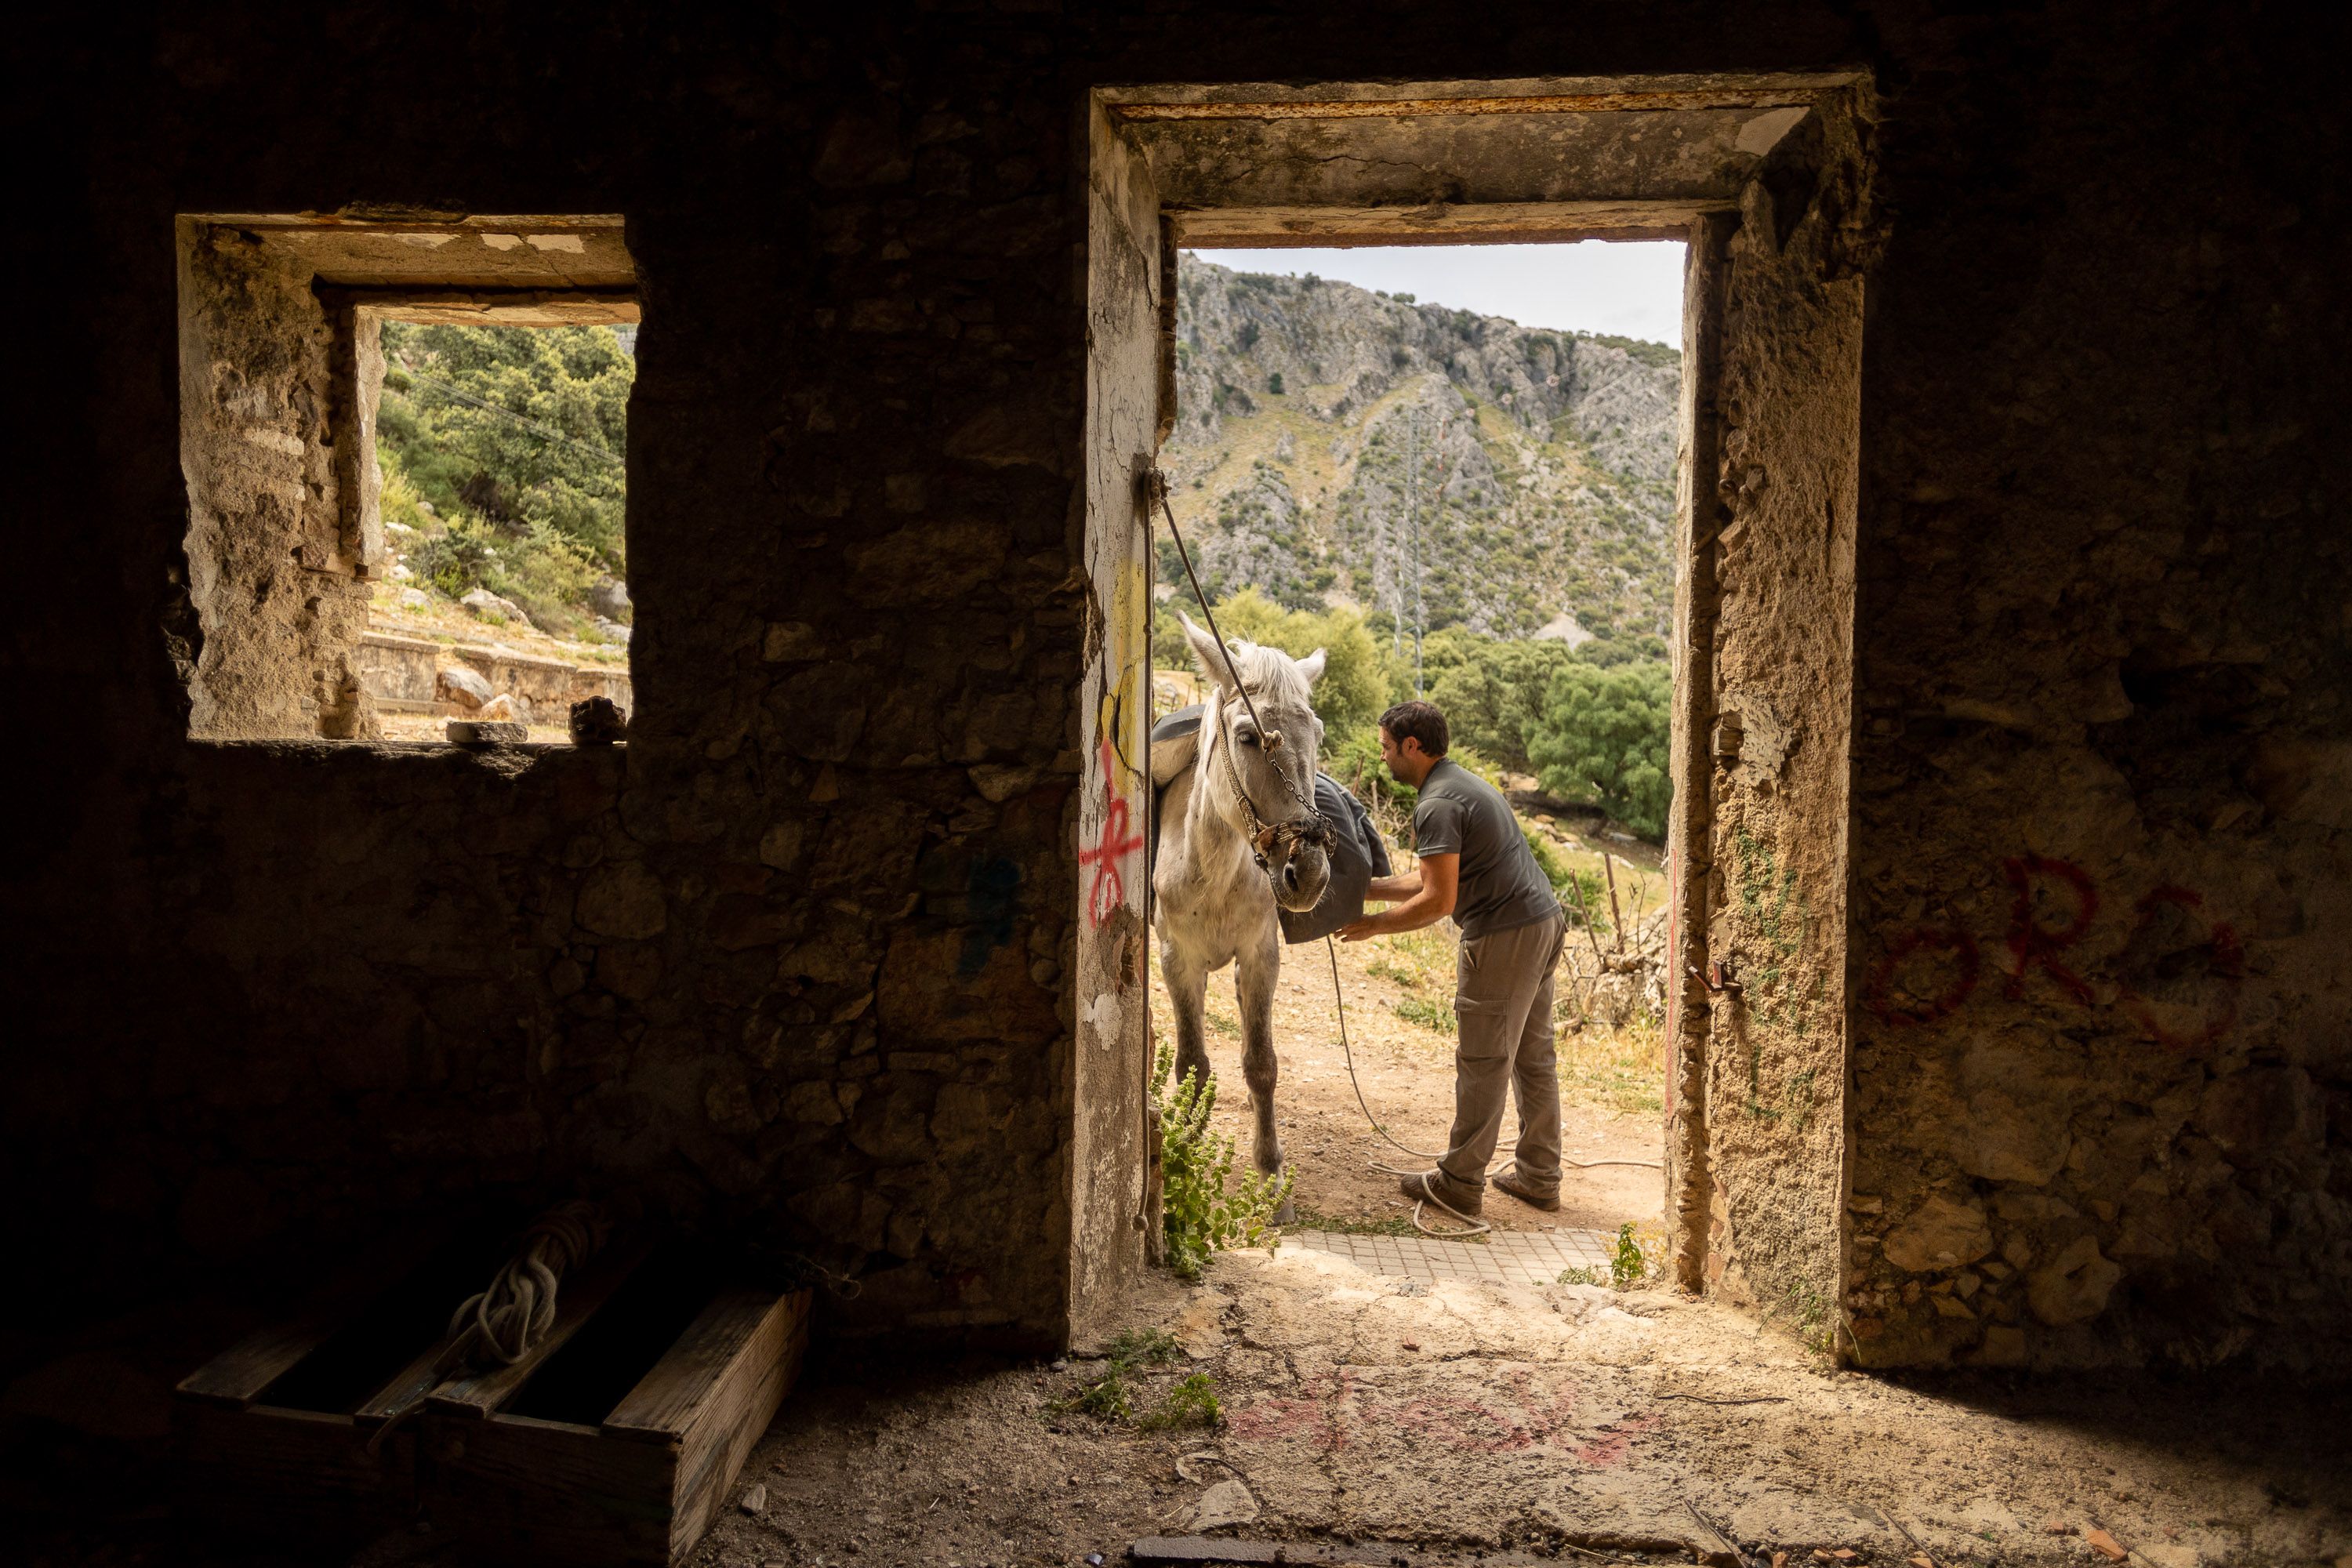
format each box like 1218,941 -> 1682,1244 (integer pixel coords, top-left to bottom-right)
1343,854 -> 1457,939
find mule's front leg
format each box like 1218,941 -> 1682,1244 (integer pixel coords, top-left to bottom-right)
1235,927 -> 1293,1220
1161,938 -> 1212,1095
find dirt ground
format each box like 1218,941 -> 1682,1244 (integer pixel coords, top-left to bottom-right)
15,842 -> 2344,1568
1151,915 -> 1668,1239
11,1252 -> 2348,1567
697,1256 -> 2352,1568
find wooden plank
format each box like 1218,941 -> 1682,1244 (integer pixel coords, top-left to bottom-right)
425,1410 -> 675,1568
1171,200 -> 1715,251
176,1225 -> 448,1409
664,1290 -> 811,1559
1107,87 -> 1828,122
352,1330 -> 465,1429
176,1401 -> 416,1531
601,1287 -> 789,1443
426,1237 -> 650,1419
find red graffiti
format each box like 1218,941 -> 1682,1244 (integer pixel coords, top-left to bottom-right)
2002,853 -> 2099,1004
1864,925 -> 1982,1025
1566,1410 -> 1663,1469
1078,735 -> 1144,929
2118,885 -> 2245,1050
1869,857 -> 2245,1049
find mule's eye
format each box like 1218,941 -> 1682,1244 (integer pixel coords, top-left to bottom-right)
1236,728 -> 1260,747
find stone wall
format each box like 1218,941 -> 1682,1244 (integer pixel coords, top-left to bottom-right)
8,5 -> 2346,1366
354,631 -> 635,719
177,220 -> 377,739
1840,17 -> 2352,1368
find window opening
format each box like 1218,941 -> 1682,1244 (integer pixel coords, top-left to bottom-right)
174,214 -> 635,744
364,318 -> 635,742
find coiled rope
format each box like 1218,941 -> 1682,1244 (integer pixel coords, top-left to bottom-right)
363,1200 -> 608,1454
446,1200 -> 607,1364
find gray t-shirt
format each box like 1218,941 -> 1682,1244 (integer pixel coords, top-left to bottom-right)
1411,759 -> 1562,941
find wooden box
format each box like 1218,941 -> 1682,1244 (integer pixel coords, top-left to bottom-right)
176,1231 -> 809,1566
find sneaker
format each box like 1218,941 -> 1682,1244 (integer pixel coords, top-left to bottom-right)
1398,1168 -> 1483,1217
1490,1165 -> 1560,1210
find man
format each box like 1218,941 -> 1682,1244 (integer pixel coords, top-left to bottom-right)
1338,700 -> 1567,1217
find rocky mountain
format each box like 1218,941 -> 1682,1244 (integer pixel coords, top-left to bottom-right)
1162,259 -> 1681,648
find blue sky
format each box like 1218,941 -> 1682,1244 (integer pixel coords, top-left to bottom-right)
1186,240 -> 1686,347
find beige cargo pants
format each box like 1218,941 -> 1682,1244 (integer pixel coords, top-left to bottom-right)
1436,908 -> 1568,1195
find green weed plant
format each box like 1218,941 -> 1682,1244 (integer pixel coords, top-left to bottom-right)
1050,1329 -> 1220,1429
1153,1044 -> 1291,1281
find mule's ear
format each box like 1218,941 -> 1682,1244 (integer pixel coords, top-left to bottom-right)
1298,648 -> 1327,684
1181,612 -> 1237,691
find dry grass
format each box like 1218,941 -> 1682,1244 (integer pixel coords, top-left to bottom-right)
1555,1013 -> 1666,1118
1367,921 -> 1664,1116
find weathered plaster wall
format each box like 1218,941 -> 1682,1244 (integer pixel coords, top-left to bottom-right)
8,5 -> 2346,1367
178,223 -> 376,739
1067,101 -> 1161,1338
1683,93 -> 1870,1347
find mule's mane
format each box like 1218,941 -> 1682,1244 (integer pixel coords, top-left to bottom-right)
1212,638 -> 1315,712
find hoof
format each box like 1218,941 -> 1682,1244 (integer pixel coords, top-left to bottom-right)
1272,1196 -> 1296,1226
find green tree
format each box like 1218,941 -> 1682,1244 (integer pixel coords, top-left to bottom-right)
1427,635 -> 1580,775
1529,660 -> 1672,840
1195,587 -> 1393,735
379,322 -> 633,629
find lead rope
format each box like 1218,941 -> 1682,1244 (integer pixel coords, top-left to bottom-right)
1326,936 -> 1488,1237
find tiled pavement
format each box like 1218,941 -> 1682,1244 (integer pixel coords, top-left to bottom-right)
1282,1225 -> 1616,1285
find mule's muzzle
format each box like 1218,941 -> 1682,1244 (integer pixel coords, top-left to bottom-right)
1258,815 -> 1335,913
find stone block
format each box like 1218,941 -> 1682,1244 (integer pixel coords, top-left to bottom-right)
2027,1236 -> 2124,1326
447,719 -> 527,746
1955,1089 -> 2071,1185
576,862 -> 669,939
1969,1325 -> 2029,1367
2194,1068 -> 2324,1165
1883,1194 -> 1994,1272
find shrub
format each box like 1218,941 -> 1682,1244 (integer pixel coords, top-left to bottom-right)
1607,1221 -> 1649,1288
1153,1042 -> 1290,1280
408,512 -> 502,599
1557,1224 -> 1655,1289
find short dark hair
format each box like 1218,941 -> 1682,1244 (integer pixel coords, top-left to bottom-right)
1380,700 -> 1450,757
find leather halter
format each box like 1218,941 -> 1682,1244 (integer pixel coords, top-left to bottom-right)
1207,685 -> 1334,876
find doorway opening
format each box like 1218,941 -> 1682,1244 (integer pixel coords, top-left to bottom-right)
1076,76 -> 1872,1356
1147,239 -> 1686,1281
